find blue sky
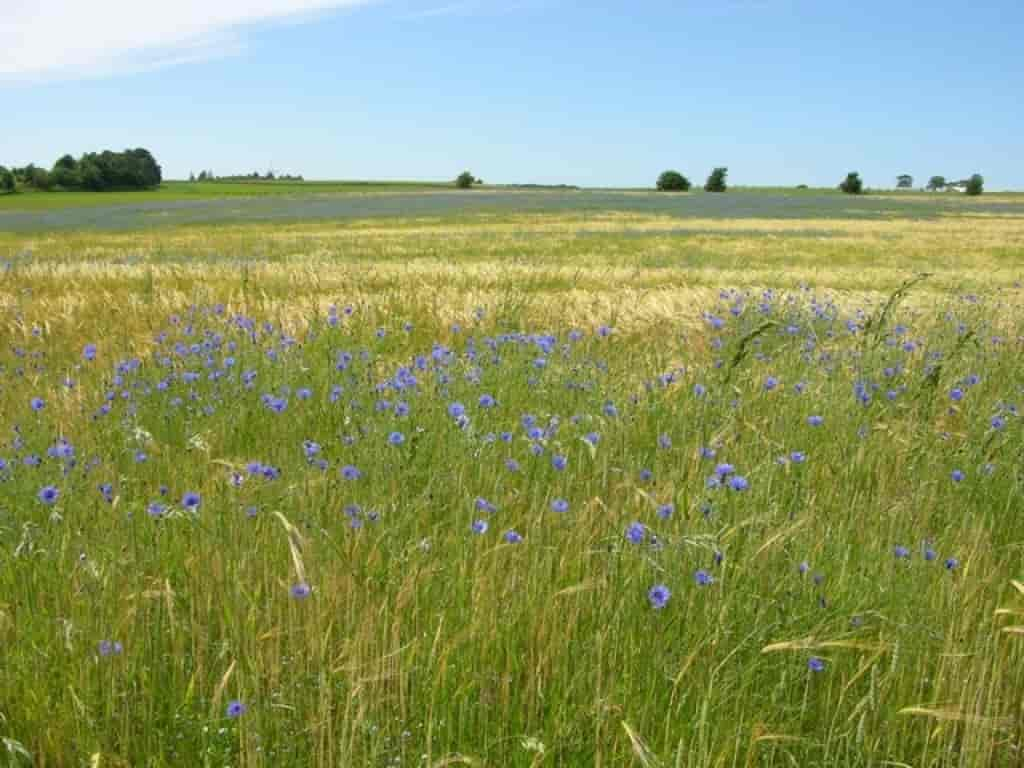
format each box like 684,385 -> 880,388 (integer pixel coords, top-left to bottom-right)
3,1 -> 1022,188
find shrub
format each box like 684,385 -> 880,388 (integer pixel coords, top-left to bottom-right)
455,171 -> 477,189
0,166 -> 14,193
964,174 -> 984,196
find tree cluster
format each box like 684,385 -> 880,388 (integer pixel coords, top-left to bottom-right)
656,168 -> 729,192
5,149 -> 162,192
191,170 -> 305,182
927,174 -> 984,195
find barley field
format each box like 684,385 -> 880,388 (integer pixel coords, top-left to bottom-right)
1,192 -> 1023,767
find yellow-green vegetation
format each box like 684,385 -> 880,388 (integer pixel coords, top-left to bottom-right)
0,202 -> 1023,767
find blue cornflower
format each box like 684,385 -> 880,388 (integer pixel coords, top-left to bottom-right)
226,700 -> 247,718
694,569 -> 714,586
503,529 -> 523,544
790,451 -> 806,464
991,416 -> 1006,430
625,522 -> 646,545
648,584 -> 671,610
807,657 -> 826,672
700,446 -> 716,459
388,431 -> 405,446
584,432 -> 601,446
656,503 -> 674,519
894,545 -> 910,559
944,557 -> 959,570
475,497 -> 497,513
340,465 -> 361,481
728,475 -> 749,491
471,519 -> 489,534
638,468 -> 653,483
290,582 -> 312,599
504,458 -> 520,473
764,376 -> 779,391
181,492 -> 201,510
602,402 -> 619,418
30,397 -> 45,412
527,426 -> 545,440
551,454 -> 567,471
98,640 -> 123,657
448,402 -> 466,419
147,502 -> 166,518
296,388 -> 312,400
478,394 -> 496,408
798,561 -> 810,575
38,485 -> 59,505
657,433 -> 672,450
550,498 -> 569,513
715,463 -> 735,476
949,388 -> 964,402
83,343 -> 97,361
807,415 -> 824,427
951,469 -> 965,483
134,451 -> 148,463
923,547 -> 937,561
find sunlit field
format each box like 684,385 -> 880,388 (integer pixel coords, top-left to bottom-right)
1,195 -> 1023,767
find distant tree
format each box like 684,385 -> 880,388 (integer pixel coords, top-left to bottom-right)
198,171 -> 208,181
78,158 -> 105,190
896,174 -> 913,189
964,174 -> 984,196
839,171 -> 863,195
189,172 -> 196,182
796,184 -> 809,190
656,170 -> 691,191
704,167 -> 728,192
50,165 -> 81,188
455,171 -> 477,189
0,166 -> 14,193
30,167 -> 53,190
926,175 -> 947,192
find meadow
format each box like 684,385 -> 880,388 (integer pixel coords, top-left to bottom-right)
1,191 -> 1023,767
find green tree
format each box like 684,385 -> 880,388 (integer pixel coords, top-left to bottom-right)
30,167 -> 53,190
455,171 -> 477,189
656,170 -> 690,191
926,175 -> 946,191
839,171 -> 863,194
964,174 -> 984,196
0,166 -> 14,193
896,174 -> 913,189
704,167 -> 728,192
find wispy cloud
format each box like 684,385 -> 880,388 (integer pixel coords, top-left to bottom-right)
0,0 -> 372,83
397,1 -> 480,20
395,0 -> 542,22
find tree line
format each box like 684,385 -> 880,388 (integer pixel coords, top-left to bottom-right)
653,169 -> 984,195
0,149 -> 162,193
189,170 -> 305,182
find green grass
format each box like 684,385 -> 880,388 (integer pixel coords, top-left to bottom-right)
0,205 -> 1023,767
